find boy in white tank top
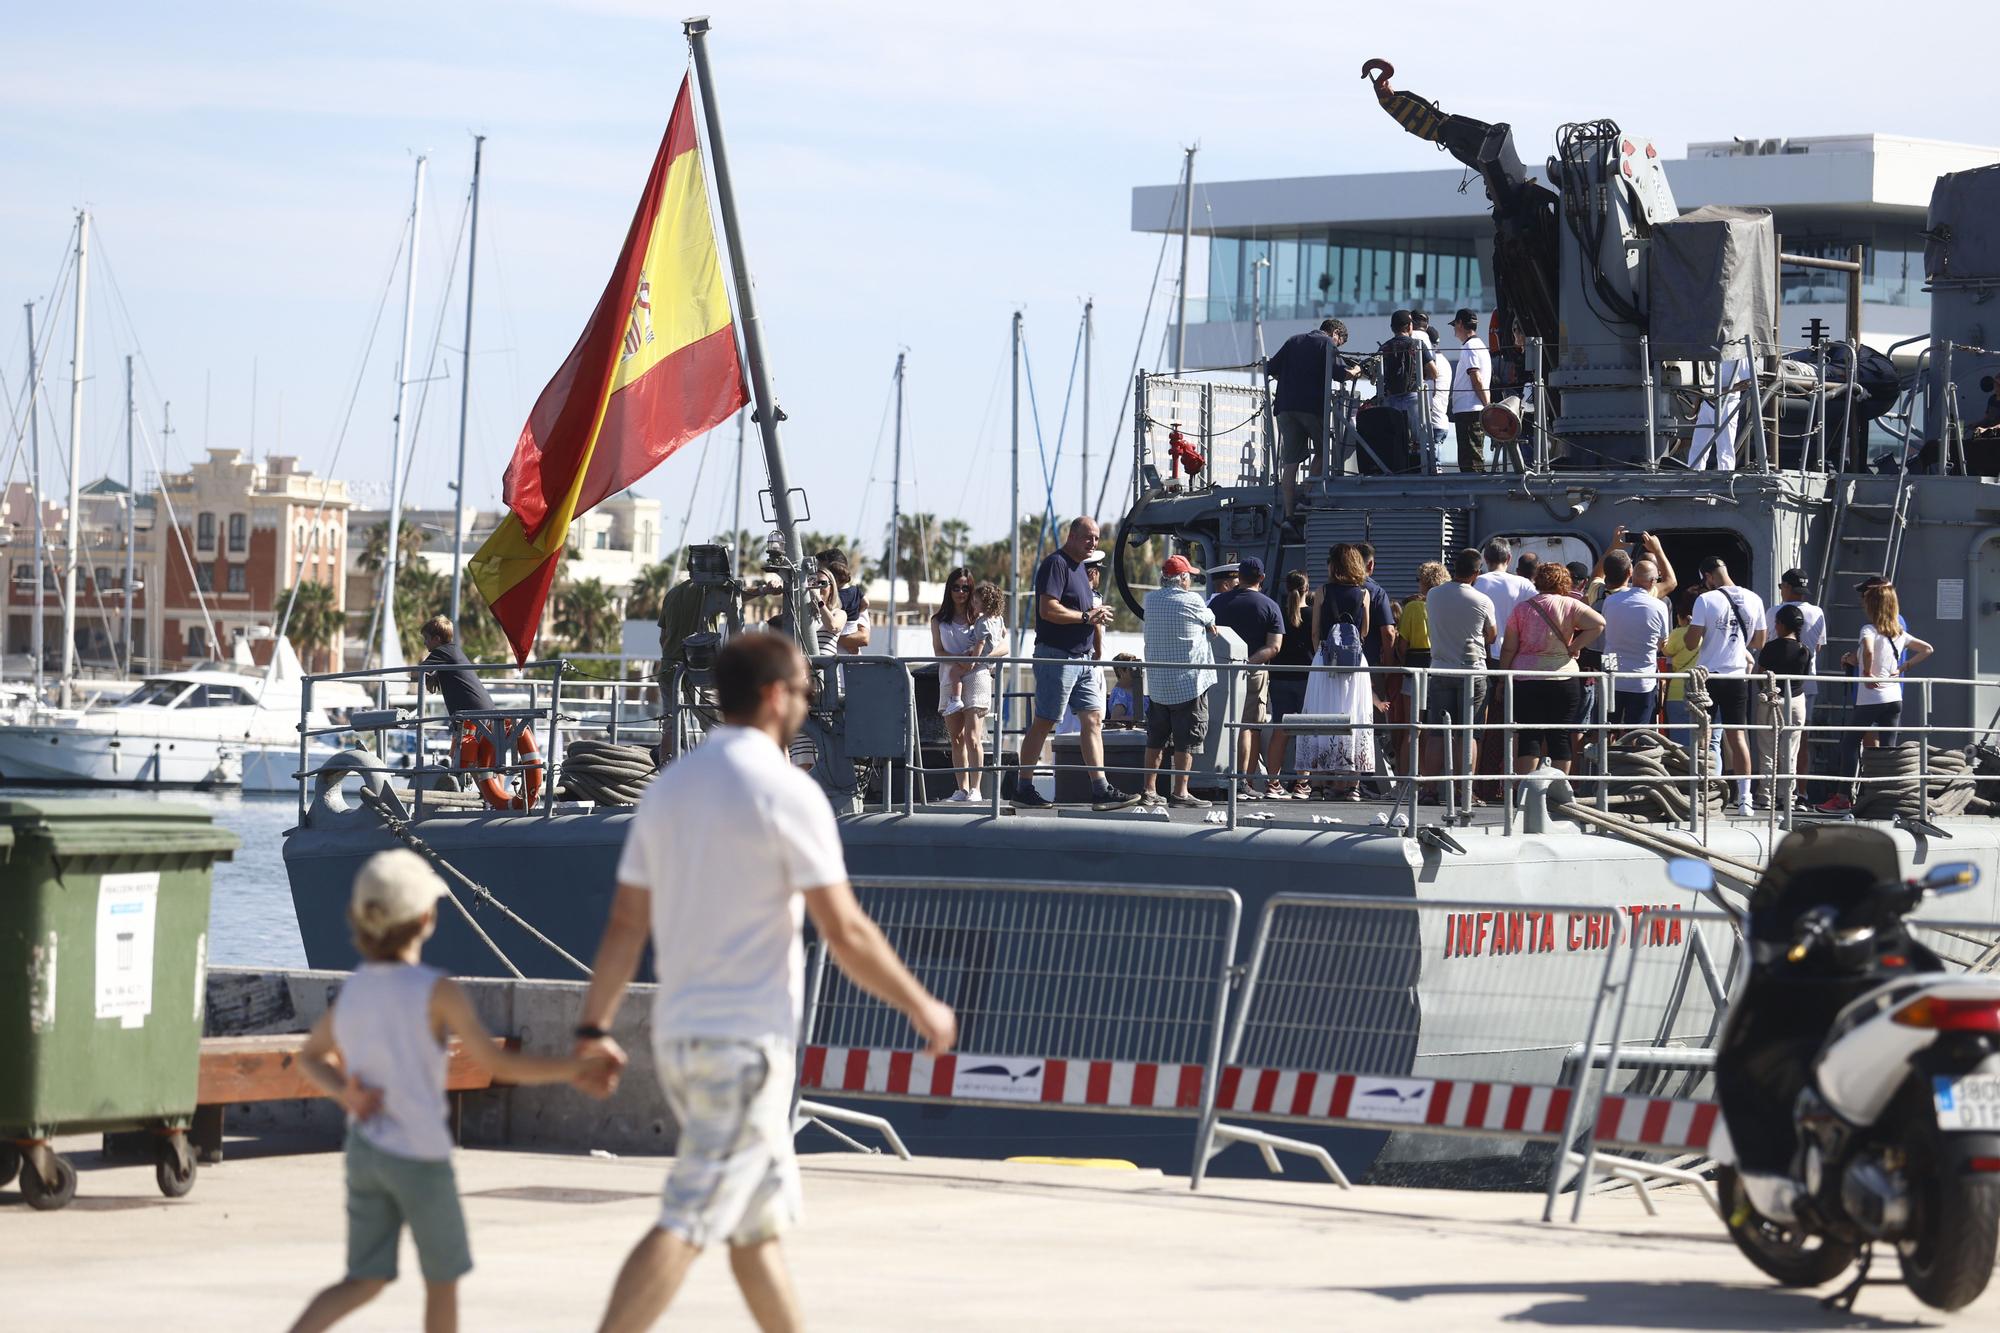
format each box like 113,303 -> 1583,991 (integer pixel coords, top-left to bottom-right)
289,850 -> 613,1333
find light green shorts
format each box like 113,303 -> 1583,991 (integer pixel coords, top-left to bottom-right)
344,1129 -> 473,1283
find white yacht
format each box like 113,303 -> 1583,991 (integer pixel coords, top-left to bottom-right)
0,645 -> 368,791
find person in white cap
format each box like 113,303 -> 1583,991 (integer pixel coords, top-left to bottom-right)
289,850 -> 612,1333
1140,554 -> 1224,807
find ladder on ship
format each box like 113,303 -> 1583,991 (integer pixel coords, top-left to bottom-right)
1805,469 -> 1918,780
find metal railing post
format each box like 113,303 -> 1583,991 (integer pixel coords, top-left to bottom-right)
1502,672 -> 1517,835
545,661 -> 563,816
297,674 -> 312,826
1541,921 -> 1626,1223
1919,678 -> 1932,824
1597,668 -> 1611,812
1224,662 -> 1239,830
1569,926 -> 1642,1223
1640,335 -> 1657,470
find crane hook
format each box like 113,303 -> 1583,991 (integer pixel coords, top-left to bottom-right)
1360,58 -> 1395,97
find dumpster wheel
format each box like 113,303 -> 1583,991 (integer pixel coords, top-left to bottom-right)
21,1152 -> 76,1211
155,1134 -> 196,1199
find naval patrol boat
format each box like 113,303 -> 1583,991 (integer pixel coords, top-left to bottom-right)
281,62 -> 2000,1180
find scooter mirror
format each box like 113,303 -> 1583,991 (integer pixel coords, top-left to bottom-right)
1919,862 -> 1980,894
1666,858 -> 1716,893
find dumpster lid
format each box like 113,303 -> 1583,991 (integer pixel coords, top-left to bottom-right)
0,798 -> 239,859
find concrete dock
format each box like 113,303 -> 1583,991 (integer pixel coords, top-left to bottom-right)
6,1137 -> 1992,1329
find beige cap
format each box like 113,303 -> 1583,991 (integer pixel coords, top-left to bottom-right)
349,849 -> 447,934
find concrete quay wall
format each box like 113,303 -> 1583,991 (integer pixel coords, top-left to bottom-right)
204,967 -> 675,1155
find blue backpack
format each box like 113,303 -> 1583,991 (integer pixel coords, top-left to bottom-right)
1324,616 -> 1364,669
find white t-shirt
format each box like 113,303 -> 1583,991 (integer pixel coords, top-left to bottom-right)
1855,625 -> 1909,706
1473,569 -> 1536,659
1766,599 -> 1826,697
1599,587 -> 1670,690
616,724 -> 847,1044
1691,585 -> 1767,675
1450,336 -> 1493,414
1428,349 -> 1451,432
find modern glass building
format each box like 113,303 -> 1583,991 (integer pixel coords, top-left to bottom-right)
1132,134 -> 1996,370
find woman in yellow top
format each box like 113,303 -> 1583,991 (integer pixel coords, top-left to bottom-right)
1390,562 -> 1446,776
1661,597 -> 1700,751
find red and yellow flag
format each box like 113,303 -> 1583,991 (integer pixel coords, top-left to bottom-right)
470,75 -> 747,661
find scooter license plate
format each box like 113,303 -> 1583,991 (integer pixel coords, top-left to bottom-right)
1933,1073 -> 2000,1130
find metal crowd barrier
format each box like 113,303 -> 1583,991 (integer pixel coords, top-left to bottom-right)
794,876 -> 1241,1175
1191,893 -> 1743,1220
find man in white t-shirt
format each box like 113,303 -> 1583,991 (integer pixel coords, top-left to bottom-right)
575,631 -> 956,1332
1448,309 -> 1492,474
1598,549 -> 1672,727
1473,541 -> 1535,662
1683,556 -> 1768,814
1767,568 -> 1825,700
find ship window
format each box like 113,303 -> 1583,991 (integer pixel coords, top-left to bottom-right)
120,679 -> 192,707
185,683 -> 254,708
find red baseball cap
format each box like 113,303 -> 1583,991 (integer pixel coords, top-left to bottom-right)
1161,555 -> 1200,578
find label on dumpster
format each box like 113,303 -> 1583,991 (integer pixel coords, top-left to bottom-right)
96,872 -> 160,1028
29,930 -> 56,1032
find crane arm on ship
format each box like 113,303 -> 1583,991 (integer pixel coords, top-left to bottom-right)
1360,59 -> 1561,349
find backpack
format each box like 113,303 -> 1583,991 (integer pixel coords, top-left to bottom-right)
1324,617 -> 1364,669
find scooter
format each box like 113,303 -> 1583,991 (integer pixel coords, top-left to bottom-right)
1670,826 -> 2000,1312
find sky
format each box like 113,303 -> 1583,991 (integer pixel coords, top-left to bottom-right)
3,1 -> 1992,565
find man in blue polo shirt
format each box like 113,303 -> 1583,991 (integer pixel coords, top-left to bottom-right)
1006,516 -> 1138,811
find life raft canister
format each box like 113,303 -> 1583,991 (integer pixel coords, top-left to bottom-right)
456,718 -> 544,811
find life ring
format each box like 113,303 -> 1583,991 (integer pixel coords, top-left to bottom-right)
456,719 -> 544,811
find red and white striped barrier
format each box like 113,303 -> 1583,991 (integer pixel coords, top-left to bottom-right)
800,1046 -> 1721,1155
800,1045 -> 1208,1111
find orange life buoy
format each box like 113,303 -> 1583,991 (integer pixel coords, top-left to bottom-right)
456,719 -> 544,811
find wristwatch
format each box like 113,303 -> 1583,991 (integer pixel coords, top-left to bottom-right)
574,1024 -> 611,1041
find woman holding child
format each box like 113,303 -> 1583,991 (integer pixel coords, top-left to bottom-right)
932,567 -> 1008,802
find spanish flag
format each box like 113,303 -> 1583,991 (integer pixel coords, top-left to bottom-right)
470,75 -> 747,661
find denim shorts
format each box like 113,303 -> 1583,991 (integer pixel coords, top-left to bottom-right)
1032,645 -> 1105,724
344,1129 -> 472,1283
655,1037 -> 802,1248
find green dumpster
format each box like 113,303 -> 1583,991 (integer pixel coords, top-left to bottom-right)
0,799 -> 238,1210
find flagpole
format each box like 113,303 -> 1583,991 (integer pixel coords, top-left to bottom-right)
450,134 -> 485,629
889,351 -> 904,646
684,16 -> 812,650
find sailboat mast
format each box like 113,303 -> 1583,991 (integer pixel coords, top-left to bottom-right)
61,209 -> 88,702
450,136 -> 484,627
123,354 -> 135,674
381,155 -> 428,670
23,303 -> 44,704
1081,299 -> 1092,519
1173,146 -> 1195,377
889,351 -> 904,647
684,18 -> 812,646
731,407 -> 745,571
1009,311 -> 1021,656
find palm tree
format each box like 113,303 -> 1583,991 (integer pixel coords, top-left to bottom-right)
938,518 -> 972,572
393,562 -> 448,661
553,577 -> 620,655
273,581 -> 343,673
357,520 -> 429,574
627,560 -> 677,620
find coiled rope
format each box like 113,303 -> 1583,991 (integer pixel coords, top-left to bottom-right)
557,739 -> 659,807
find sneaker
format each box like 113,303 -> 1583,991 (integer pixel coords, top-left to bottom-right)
1265,784 -> 1292,801
1735,801 -> 1754,820
1010,784 -> 1054,810
1239,787 -> 1263,802
1091,785 -> 1141,812
1139,791 -> 1167,809
946,789 -> 971,804
1168,792 -> 1212,808
1815,794 -> 1853,814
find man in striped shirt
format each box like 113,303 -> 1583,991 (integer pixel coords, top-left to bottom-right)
1139,555 -> 1223,808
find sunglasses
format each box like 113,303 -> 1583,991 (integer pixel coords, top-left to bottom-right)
951,583 -> 971,591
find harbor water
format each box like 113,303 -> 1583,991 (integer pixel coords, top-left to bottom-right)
0,785 -> 305,969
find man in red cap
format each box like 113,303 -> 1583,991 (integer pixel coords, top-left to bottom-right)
1139,554 -> 1224,807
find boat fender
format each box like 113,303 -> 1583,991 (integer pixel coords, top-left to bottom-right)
307,750 -> 401,831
